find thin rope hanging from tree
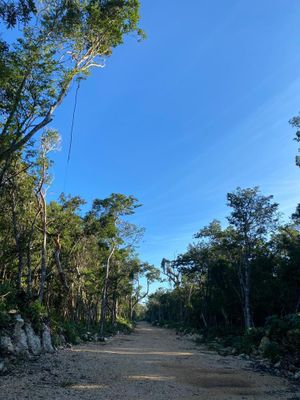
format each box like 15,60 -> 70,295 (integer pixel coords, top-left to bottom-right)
67,79 -> 81,162
63,79 -> 81,192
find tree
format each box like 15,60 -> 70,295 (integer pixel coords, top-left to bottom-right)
227,187 -> 279,329
34,129 -> 60,303
130,262 -> 160,320
85,193 -> 142,337
0,0 -> 144,184
0,0 -> 36,28
290,114 -> 300,168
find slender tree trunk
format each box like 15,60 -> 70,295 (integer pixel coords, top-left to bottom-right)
243,261 -> 253,329
237,256 -> 253,330
221,306 -> 229,326
39,192 -> 47,303
111,289 -> 118,326
26,246 -> 32,297
99,244 -> 115,337
295,295 -> 300,314
54,233 -> 69,290
11,190 -> 24,291
26,211 -> 39,297
201,312 -> 208,329
115,298 -> 119,321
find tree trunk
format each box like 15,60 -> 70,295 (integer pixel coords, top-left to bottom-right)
54,233 -> 69,291
11,190 -> 24,291
99,244 -> 115,337
26,211 -> 39,297
39,192 -> 47,303
295,295 -> 300,314
243,262 -> 253,329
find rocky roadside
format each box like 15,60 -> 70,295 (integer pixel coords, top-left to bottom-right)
0,313 -> 57,373
0,312 -> 125,374
178,332 -> 300,384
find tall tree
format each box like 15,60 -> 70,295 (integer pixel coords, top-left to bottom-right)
34,129 -> 60,303
227,187 -> 278,329
85,193 -> 142,337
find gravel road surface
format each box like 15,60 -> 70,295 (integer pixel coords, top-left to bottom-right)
1,322 -> 299,400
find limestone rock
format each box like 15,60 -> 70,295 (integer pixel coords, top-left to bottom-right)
258,336 -> 270,354
24,323 -> 41,355
294,371 -> 300,380
13,315 -> 28,354
59,334 -> 66,345
0,336 -> 15,355
274,361 -> 281,368
42,324 -> 54,353
0,359 -> 7,373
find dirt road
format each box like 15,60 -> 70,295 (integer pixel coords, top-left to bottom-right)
1,322 -> 299,399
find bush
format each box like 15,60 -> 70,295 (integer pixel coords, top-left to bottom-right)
245,327 -> 265,346
107,317 -> 133,335
24,301 -> 47,332
262,341 -> 281,362
0,283 -> 18,330
61,321 -> 81,344
228,335 -> 255,355
0,307 -> 10,330
286,329 -> 300,353
265,314 -> 300,341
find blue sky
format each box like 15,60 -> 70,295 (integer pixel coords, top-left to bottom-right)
50,0 -> 300,290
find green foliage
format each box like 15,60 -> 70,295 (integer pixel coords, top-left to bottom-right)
245,327 -> 266,347
0,304 -> 11,330
0,0 -> 36,28
0,283 -> 18,330
146,187 -> 300,366
220,328 -> 265,355
286,329 -> 300,352
0,283 -> 18,310
110,317 -> 134,335
262,341 -> 281,363
265,314 -> 300,341
23,301 -> 47,332
60,321 -> 83,345
0,0 -> 144,167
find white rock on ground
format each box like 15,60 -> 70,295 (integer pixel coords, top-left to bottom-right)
42,324 -> 54,353
24,323 -> 42,355
13,315 -> 28,354
295,371 -> 300,380
0,360 -> 7,373
0,336 -> 15,355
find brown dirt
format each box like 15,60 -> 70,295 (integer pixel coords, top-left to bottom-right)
1,322 -> 299,399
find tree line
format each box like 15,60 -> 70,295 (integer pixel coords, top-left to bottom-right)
0,128 -> 159,333
0,0 -> 159,338
147,186 -> 300,335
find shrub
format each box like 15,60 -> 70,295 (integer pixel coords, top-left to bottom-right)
230,335 -> 255,355
286,329 -> 300,353
265,314 -> 300,341
245,327 -> 265,346
262,341 -> 281,362
0,283 -> 18,330
112,317 -> 133,334
61,321 -> 80,344
24,301 -> 47,332
0,307 -> 10,330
